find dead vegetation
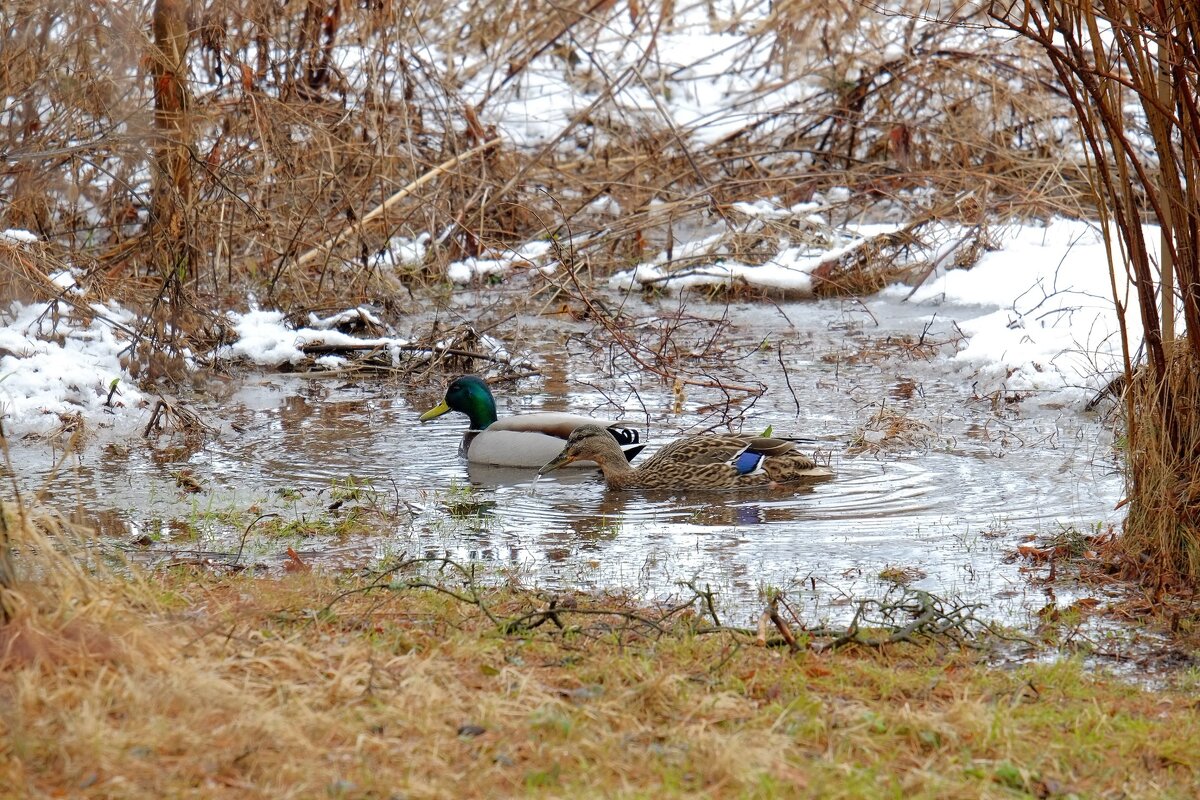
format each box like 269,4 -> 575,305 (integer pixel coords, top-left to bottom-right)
1010,523 -> 1200,671
7,4 -> 1200,790
847,405 -> 942,455
0,0 -> 1107,436
820,327 -> 963,366
2,0 -> 1087,322
993,0 -> 1200,581
2,497 -> 1200,798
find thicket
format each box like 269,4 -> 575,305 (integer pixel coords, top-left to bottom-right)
992,0 -> 1200,580
6,1 -> 1200,581
2,0 -> 1079,314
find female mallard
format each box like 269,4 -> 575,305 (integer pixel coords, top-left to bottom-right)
419,375 -> 645,468
538,424 -> 832,490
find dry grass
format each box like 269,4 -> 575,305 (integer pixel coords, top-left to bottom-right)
847,407 -> 942,456
3,500 -> 1200,798
1120,352 -> 1200,579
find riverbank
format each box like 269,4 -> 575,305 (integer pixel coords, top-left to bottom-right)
2,502 -> 1197,799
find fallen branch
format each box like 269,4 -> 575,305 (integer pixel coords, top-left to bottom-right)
291,137 -> 501,272
315,558 -> 1022,656
813,587 -> 995,652
756,592 -> 802,651
298,342 -> 520,365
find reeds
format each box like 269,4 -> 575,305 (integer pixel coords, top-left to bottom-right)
991,0 -> 1200,578
1,0 -> 1082,313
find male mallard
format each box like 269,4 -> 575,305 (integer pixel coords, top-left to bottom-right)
538,424 -> 832,490
419,375 -> 645,468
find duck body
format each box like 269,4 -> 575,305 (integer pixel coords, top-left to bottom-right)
420,376 -> 644,468
539,424 -> 832,490
460,412 -> 642,467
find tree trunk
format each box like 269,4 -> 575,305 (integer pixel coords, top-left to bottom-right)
149,0 -> 193,266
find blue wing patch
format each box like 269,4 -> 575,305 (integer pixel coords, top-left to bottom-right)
732,448 -> 764,475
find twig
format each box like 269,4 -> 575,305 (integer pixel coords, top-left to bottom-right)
298,342 -> 519,365
551,248 -> 765,396
903,223 -> 983,300
766,593 -> 801,652
684,580 -> 723,627
776,342 -> 800,416
231,513 -> 279,568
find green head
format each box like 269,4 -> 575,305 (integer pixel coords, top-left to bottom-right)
419,375 -> 499,430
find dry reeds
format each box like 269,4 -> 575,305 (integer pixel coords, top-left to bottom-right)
0,501 -> 137,664
1,0 -> 1084,316
991,0 -> 1200,579
1122,352 -> 1200,577
847,406 -> 941,455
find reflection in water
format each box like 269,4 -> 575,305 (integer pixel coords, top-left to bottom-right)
89,509 -> 135,540
466,463 -> 545,486
525,479 -> 833,532
7,298 -> 1125,621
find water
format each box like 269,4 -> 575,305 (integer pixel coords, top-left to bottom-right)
8,294 -> 1123,627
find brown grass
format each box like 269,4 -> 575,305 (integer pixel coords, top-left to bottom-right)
3,500 -> 1200,798
1121,351 -> 1200,579
847,406 -> 941,455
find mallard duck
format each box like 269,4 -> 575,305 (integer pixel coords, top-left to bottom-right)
538,424 -> 832,490
419,375 -> 645,468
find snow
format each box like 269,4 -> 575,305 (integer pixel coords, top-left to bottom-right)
882,218 -> 1151,403
0,300 -> 147,435
213,309 -> 411,367
1,229 -> 40,245
585,195 -> 622,217
49,270 -> 78,291
609,219 -> 908,296
609,251 -> 822,294
217,310 -> 311,366
446,240 -> 557,284
607,214 -> 1145,405
212,308 -> 535,371
308,307 -> 384,330
370,233 -> 430,271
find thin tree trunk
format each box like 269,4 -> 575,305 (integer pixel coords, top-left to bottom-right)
149,0 -> 193,252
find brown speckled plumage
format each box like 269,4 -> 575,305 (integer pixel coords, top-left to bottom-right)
539,424 -> 832,491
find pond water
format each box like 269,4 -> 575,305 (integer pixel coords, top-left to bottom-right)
9,293 -> 1124,628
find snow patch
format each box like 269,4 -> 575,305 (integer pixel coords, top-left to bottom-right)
610,220 -> 907,295
215,309 -> 411,367
0,301 -> 147,435
372,233 -> 430,270
887,218 -> 1151,403
447,240 -> 556,284
0,229 -> 40,245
